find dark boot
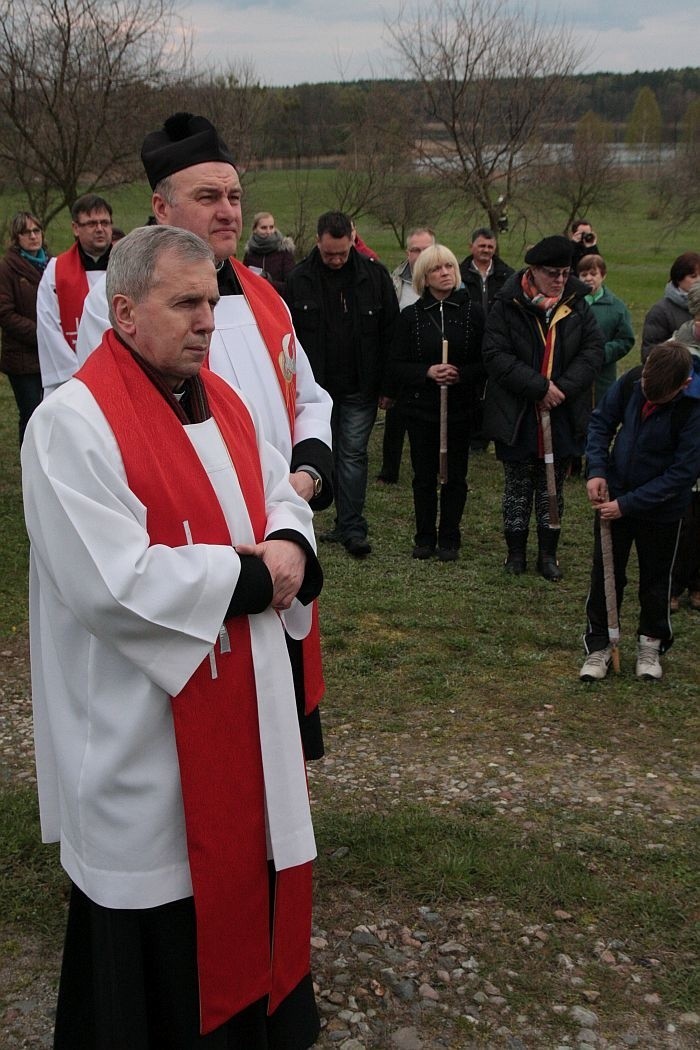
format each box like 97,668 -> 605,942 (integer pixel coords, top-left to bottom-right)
504,530 -> 528,575
537,527 -> 563,581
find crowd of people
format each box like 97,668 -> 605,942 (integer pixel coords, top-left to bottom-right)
2,110 -> 699,1049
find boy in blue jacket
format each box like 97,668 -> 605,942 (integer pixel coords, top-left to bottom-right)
580,342 -> 700,681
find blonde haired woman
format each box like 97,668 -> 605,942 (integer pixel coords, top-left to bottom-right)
242,211 -> 296,293
387,245 -> 485,560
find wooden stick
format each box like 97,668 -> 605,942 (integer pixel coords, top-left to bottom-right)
540,409 -> 560,529
439,337 -> 448,484
599,515 -> 621,672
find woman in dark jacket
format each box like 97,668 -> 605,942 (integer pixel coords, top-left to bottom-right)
0,211 -> 49,444
242,211 -> 296,295
388,245 -> 485,561
482,236 -> 603,579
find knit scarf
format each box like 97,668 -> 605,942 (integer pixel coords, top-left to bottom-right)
521,271 -> 571,458
19,247 -> 48,270
246,229 -> 285,255
521,269 -> 563,314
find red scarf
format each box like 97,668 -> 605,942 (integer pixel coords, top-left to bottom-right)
76,331 -> 313,1034
228,258 -> 324,714
54,243 -> 89,351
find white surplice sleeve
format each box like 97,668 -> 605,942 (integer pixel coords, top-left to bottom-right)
22,380 -> 241,697
75,274 -> 109,365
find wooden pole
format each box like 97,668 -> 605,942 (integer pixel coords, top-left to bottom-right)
599,515 -> 621,672
540,409 -> 560,529
439,337 -> 449,484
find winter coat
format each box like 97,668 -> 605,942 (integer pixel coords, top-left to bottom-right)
458,254 -> 514,315
0,246 -> 45,375
387,289 -> 485,423
641,284 -> 691,360
285,246 -> 398,400
482,270 -> 604,460
586,286 -> 635,400
242,247 -> 296,295
586,372 -> 700,523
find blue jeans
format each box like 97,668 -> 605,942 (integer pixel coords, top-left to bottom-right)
331,396 -> 377,542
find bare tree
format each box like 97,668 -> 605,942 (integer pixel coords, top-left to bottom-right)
0,0 -> 190,227
385,0 -> 584,231
330,82 -> 417,221
536,111 -> 621,234
164,60 -> 269,179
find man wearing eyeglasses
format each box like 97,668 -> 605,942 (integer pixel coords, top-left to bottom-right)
37,193 -> 114,394
482,235 -> 603,581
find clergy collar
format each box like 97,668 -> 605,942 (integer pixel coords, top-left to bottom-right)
216,258 -> 243,296
78,241 -> 111,271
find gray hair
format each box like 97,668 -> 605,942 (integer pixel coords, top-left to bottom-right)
152,174 -> 177,206
106,225 -> 215,328
412,244 -> 460,296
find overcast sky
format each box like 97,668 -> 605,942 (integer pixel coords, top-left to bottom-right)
186,0 -> 698,85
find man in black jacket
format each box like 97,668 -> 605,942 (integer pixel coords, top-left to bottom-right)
482,235 -> 603,580
286,212 -> 398,557
459,227 -> 514,451
459,227 -> 514,316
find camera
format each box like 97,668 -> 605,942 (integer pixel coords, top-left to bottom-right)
582,232 -> 596,246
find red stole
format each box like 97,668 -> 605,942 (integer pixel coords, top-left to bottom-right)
76,331 -> 313,1034
229,257 -> 325,714
231,258 -> 296,432
54,243 -> 89,351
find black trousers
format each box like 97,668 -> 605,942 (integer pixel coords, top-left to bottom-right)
378,403 -> 407,481
54,884 -> 320,1050
406,415 -> 470,549
583,514 -> 681,654
8,371 -> 42,445
671,492 -> 700,598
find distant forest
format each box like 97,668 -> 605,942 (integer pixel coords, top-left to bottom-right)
252,69 -> 700,160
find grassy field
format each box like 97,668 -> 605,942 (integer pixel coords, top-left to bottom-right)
1,176 -> 698,1043
2,169 -> 698,332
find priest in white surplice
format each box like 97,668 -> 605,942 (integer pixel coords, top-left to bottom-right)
22,226 -> 323,1048
76,112 -> 332,762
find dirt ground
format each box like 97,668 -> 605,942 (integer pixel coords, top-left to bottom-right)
1,629 -> 698,1049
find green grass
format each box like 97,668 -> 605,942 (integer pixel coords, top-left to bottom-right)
0,380 -> 29,636
1,173 -> 698,1028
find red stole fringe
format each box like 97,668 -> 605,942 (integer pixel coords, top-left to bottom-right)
76,331 -> 313,1034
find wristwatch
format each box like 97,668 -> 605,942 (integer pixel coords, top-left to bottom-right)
296,466 -> 322,498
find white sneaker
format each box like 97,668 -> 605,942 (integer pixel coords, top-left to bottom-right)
580,647 -> 612,681
636,635 -> 662,680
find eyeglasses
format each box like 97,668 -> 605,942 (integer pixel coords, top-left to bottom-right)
21,227 -> 42,236
74,219 -> 113,229
539,266 -> 570,280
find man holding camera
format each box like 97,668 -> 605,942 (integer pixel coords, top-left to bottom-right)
569,219 -> 602,268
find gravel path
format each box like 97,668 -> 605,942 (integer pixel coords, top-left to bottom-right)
1,634 -> 698,1049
